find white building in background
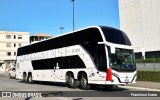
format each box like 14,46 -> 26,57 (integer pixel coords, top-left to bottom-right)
30,33 -> 53,43
0,31 -> 29,72
118,0 -> 160,53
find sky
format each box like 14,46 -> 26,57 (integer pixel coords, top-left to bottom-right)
0,0 -> 120,36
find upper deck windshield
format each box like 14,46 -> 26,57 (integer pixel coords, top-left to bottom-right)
101,26 -> 131,46
109,48 -> 136,72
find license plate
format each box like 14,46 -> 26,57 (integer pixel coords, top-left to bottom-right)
124,78 -> 129,82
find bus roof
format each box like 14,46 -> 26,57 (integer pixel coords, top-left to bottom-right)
19,26 -> 120,48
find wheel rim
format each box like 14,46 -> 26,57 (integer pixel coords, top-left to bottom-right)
68,77 -> 74,86
23,75 -> 27,82
29,75 -> 32,83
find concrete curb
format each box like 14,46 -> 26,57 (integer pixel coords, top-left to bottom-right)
118,85 -> 160,91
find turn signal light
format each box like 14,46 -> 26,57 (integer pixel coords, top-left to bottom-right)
106,68 -> 112,81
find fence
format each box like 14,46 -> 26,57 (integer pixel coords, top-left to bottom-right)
135,51 -> 160,71
136,63 -> 160,71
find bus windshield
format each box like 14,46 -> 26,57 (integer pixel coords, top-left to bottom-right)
109,48 -> 136,72
101,26 -> 131,46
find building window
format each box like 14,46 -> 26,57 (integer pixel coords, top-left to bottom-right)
6,35 -> 11,39
6,43 -> 11,47
19,44 -> 22,47
18,35 -> 22,39
14,52 -> 16,56
14,43 -> 16,47
14,35 -> 16,39
7,52 -> 11,56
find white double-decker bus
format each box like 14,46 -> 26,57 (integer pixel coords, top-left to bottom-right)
16,26 -> 144,90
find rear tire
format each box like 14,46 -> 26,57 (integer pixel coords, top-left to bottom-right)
66,74 -> 77,88
79,75 -> 90,90
23,73 -> 27,83
28,74 -> 34,84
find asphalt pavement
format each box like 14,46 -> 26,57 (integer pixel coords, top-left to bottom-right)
1,71 -> 160,91
0,71 -> 160,100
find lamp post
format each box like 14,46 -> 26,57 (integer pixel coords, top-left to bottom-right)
71,0 -> 75,31
60,27 -> 64,35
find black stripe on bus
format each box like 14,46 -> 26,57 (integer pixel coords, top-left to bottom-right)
17,28 -> 102,56
31,55 -> 86,70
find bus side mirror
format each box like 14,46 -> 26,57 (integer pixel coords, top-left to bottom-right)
97,42 -> 115,54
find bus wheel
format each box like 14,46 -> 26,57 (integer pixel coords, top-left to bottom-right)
79,75 -> 90,90
28,73 -> 34,84
67,74 -> 77,88
23,73 -> 27,83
